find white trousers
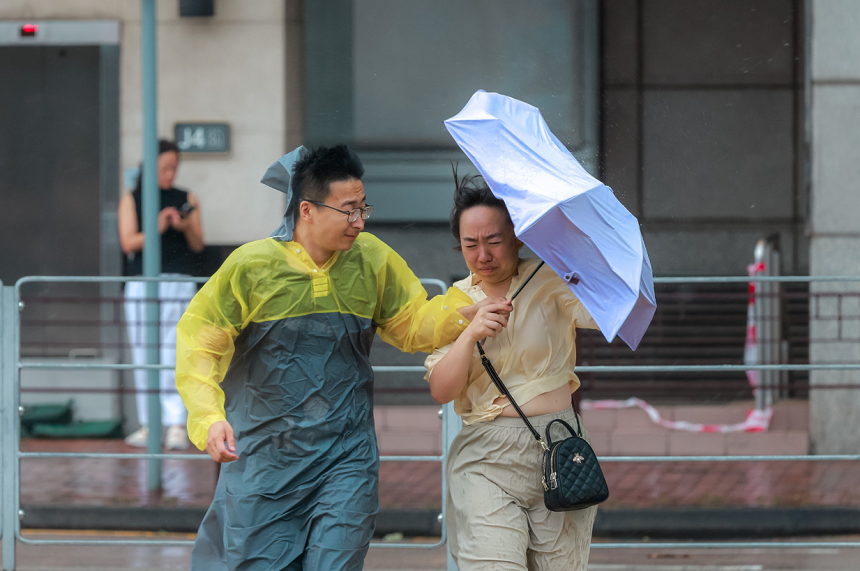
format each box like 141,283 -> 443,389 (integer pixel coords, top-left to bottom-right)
124,278 -> 196,426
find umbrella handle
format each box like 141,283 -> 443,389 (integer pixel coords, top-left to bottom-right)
509,260 -> 545,302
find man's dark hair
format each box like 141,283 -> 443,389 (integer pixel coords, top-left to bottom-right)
450,164 -> 512,250
289,145 -> 365,217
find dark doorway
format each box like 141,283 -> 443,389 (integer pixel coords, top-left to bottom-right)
0,45 -> 110,359
0,45 -> 101,283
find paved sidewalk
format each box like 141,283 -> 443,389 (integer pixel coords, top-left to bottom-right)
19,439 -> 860,511
3,532 -> 860,570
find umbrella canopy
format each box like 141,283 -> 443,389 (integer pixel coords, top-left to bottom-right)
445,90 -> 655,350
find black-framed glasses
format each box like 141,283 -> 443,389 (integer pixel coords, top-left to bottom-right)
306,201 -> 373,223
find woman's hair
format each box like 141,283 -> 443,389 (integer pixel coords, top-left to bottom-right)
133,139 -> 181,192
450,164 -> 513,250
158,139 -> 180,156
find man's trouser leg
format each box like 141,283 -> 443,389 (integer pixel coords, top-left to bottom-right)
302,457 -> 377,571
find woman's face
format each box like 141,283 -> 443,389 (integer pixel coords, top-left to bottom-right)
157,151 -> 179,189
459,205 -> 522,285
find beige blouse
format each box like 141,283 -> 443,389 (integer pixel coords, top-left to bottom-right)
424,257 -> 599,425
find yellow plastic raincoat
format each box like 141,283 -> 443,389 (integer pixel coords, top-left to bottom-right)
176,232 -> 471,570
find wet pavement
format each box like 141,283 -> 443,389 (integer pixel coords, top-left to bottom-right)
11,418 -> 860,570
19,439 -> 860,511
3,532 -> 860,570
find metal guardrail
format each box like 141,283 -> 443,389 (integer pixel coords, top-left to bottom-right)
2,276 -> 459,569
4,275 -> 860,571
575,272 -> 859,403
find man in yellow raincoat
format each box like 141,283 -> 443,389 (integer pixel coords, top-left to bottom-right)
175,145 -> 509,570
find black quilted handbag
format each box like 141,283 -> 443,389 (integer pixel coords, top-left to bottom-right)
541,416 -> 609,510
477,342 -> 609,512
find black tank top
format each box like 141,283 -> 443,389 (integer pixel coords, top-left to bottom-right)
123,188 -> 198,276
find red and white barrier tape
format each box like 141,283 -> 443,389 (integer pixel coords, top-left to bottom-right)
580,397 -> 773,433
578,261 -> 774,434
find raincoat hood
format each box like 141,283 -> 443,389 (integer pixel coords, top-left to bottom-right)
261,145 -> 308,242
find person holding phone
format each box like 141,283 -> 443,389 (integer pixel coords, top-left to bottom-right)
118,139 -> 204,450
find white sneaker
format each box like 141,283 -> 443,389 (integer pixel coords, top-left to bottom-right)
125,426 -> 149,448
165,425 -> 190,450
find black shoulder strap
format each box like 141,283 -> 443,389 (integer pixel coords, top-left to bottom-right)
475,258 -> 551,449
477,342 -> 548,451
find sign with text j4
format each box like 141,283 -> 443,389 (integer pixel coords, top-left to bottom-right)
174,123 -> 230,153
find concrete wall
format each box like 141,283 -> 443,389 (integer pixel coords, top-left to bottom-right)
808,0 -> 860,454
0,0 -> 290,246
305,0 -> 600,223
601,0 -> 807,276
3,0 -> 809,272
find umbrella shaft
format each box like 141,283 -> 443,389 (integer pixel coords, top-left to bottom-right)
510,260 -> 545,302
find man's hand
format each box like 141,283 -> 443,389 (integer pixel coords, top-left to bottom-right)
458,296 -> 511,323
206,420 -> 239,463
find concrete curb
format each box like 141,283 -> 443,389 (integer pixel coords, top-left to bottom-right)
20,505 -> 860,539
593,507 -> 860,538
20,505 -> 443,537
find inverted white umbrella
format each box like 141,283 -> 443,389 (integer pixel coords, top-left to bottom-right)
445,90 -> 656,350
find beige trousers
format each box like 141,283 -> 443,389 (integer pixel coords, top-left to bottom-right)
446,407 -> 597,571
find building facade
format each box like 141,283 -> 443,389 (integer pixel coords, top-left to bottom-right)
4,1 -> 859,448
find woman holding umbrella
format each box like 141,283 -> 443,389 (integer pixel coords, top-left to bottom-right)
425,173 -> 600,571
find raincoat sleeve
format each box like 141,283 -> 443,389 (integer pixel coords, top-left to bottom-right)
374,246 -> 473,353
175,251 -> 248,450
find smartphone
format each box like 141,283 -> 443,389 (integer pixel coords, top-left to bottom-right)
179,203 -> 196,218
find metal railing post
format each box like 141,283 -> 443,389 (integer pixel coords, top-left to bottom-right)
141,0 -> 163,491
761,240 -> 774,408
442,401 -> 461,571
752,242 -> 766,410
767,244 -> 782,401
0,284 -> 3,561
2,286 -> 18,570
763,240 -> 774,407
753,238 -> 783,410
